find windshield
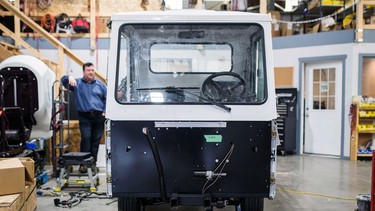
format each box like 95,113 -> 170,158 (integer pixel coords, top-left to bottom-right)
115,23 -> 267,104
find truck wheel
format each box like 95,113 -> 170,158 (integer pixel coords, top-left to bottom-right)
118,197 -> 143,211
236,197 -> 264,211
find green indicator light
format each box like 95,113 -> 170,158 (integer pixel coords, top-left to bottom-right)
204,135 -> 222,143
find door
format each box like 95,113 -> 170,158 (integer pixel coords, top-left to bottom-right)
304,61 -> 342,156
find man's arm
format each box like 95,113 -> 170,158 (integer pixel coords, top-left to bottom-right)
102,82 -> 107,114
61,75 -> 77,91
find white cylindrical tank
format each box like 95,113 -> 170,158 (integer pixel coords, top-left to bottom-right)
0,55 -> 55,139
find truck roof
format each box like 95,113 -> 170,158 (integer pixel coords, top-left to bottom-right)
111,10 -> 272,23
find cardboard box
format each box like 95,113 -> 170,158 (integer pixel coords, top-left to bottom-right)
281,22 -> 293,36
0,184 -> 36,211
0,158 -> 35,196
268,11 -> 281,37
0,159 -> 25,195
312,23 -> 320,33
98,17 -> 110,33
19,158 -> 35,185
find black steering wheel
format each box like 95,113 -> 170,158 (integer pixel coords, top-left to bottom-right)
201,72 -> 246,102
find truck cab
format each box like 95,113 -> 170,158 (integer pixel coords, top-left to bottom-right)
105,10 -> 278,211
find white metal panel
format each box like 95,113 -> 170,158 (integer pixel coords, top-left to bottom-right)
106,10 -> 276,121
0,55 -> 55,139
106,103 -> 277,121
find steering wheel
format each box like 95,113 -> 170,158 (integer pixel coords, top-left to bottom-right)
201,72 -> 246,102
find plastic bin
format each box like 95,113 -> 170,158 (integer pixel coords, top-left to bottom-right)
356,194 -> 370,211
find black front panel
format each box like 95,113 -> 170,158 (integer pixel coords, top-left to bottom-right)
0,67 -> 39,126
111,121 -> 272,197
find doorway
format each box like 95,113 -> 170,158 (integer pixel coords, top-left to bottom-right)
303,61 -> 342,156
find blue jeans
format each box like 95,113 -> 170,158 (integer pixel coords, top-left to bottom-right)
78,112 -> 105,162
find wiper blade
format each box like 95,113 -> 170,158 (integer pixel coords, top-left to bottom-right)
165,86 -> 231,113
137,86 -> 231,112
138,86 -> 199,91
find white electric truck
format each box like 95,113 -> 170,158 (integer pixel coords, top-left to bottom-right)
105,10 -> 278,211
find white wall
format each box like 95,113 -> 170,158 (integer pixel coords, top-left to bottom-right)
273,42 -> 375,158
21,49 -> 110,81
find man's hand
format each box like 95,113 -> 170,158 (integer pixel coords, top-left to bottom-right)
68,76 -> 77,86
117,91 -> 123,99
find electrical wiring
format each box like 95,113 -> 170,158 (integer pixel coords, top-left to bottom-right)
201,143 -> 235,194
37,189 -> 68,197
276,188 -> 356,201
0,107 -> 10,130
50,190 -> 109,208
105,199 -> 118,205
54,192 -> 82,208
213,143 -> 235,174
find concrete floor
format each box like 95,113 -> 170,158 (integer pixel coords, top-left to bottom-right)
36,155 -> 372,211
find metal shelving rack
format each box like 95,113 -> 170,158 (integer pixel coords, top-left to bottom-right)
350,101 -> 375,161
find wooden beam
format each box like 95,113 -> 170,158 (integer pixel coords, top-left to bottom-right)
23,0 -> 30,16
362,0 -> 375,5
0,9 -> 12,16
260,0 -> 267,14
90,0 -> 96,50
4,32 -> 110,38
356,0 -> 364,42
0,41 -> 19,50
58,46 -> 64,80
363,25 -> 375,30
0,0 -> 106,83
1,0 -> 80,63
14,0 -> 20,47
0,23 -> 43,58
0,44 -> 15,61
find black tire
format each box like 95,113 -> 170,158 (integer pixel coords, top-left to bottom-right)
204,206 -> 213,211
236,197 -> 264,211
118,197 -> 143,211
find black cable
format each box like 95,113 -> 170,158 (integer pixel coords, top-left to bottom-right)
142,127 -> 168,202
53,191 -> 109,208
54,193 -> 82,208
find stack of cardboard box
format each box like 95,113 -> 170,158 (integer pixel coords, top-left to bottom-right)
0,158 -> 36,211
